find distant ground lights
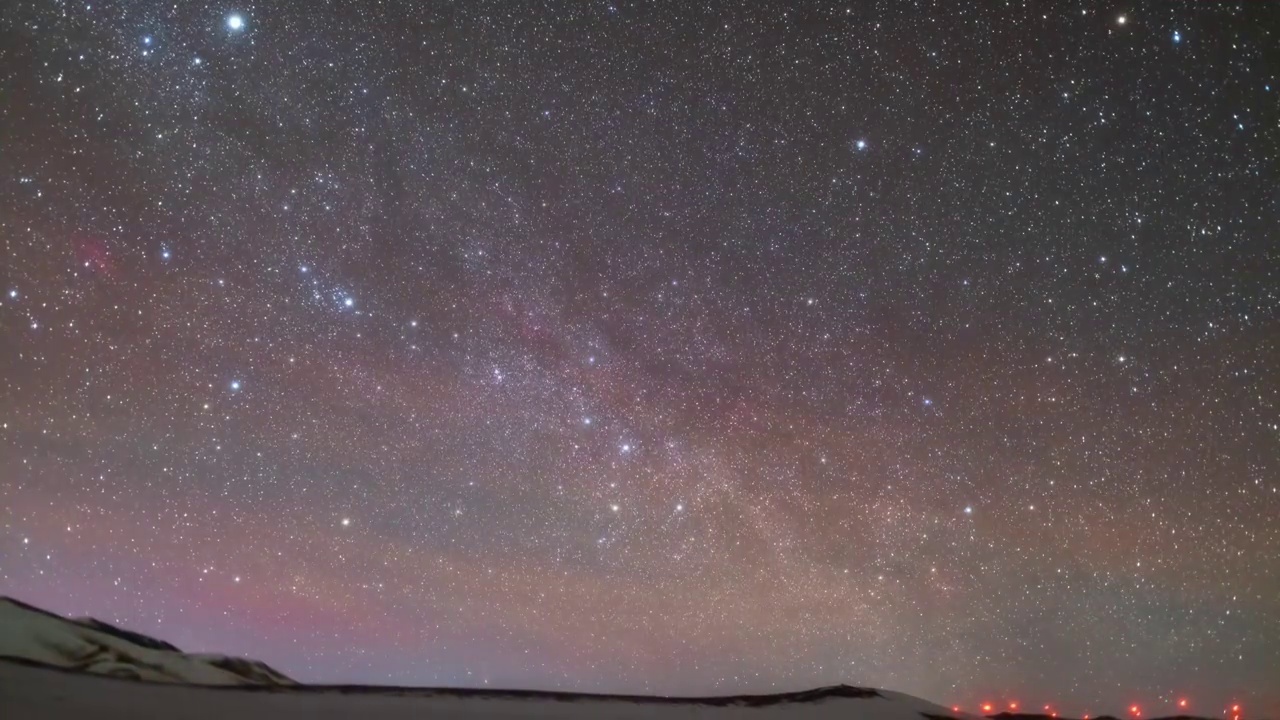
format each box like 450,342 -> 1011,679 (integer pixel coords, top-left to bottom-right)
962,698 -> 1244,719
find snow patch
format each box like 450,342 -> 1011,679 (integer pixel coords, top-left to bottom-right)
0,597 -> 294,686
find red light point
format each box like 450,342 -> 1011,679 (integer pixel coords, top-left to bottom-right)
953,707 -> 960,713
982,703 -> 994,713
1179,700 -> 1188,709
1232,706 -> 1240,713
1010,702 -> 1020,711
1130,705 -> 1142,717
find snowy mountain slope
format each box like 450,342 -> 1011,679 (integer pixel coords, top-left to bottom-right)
0,596 -> 294,686
0,657 -> 977,720
0,596 -> 982,719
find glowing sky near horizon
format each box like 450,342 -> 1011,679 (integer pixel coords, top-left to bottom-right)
0,1 -> 1277,717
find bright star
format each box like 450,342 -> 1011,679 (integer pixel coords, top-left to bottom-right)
7,290 -> 16,299
142,35 -> 153,46
855,139 -> 867,150
341,518 -> 351,527
227,13 -> 245,31
1117,14 -> 1127,25
1172,31 -> 1181,43
964,506 -> 973,514
343,297 -> 354,307
230,380 -> 242,391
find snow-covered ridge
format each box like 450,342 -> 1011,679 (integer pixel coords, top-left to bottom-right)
0,596 -> 294,686
0,594 -> 983,719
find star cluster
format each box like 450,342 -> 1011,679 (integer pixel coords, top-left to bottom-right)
1,1 -> 1278,716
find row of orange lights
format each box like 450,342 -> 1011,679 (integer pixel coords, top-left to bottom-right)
953,699 -> 1242,719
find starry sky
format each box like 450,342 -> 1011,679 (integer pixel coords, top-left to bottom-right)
1,0 -> 1278,715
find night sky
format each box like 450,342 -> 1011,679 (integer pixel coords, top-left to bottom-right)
1,0 -> 1278,716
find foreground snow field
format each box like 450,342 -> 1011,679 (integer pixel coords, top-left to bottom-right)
0,659 -> 971,720
0,595 -> 976,720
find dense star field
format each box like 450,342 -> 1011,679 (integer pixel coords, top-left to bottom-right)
1,0 -> 1278,715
